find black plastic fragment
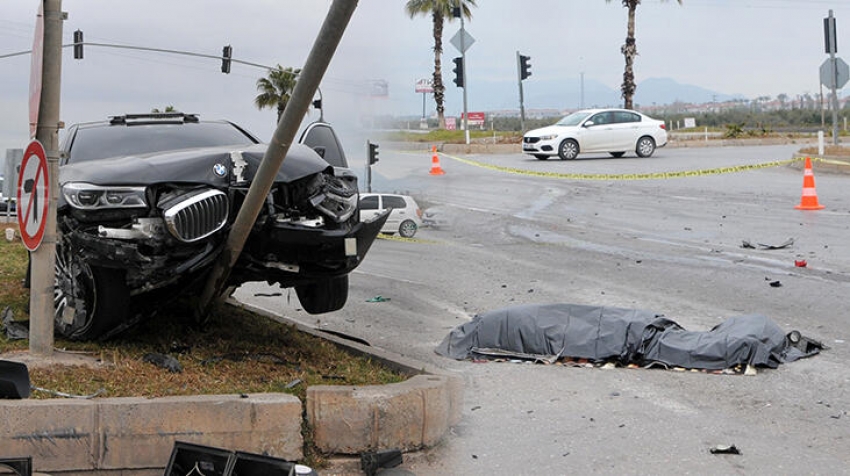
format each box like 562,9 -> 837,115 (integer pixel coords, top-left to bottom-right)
361,449 -> 403,476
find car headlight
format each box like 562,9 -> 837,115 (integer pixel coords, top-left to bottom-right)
62,182 -> 148,210
539,134 -> 559,141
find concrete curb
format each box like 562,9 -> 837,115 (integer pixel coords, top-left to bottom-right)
0,300 -> 464,475
228,300 -> 465,455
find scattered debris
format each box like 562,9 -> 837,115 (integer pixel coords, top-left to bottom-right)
742,238 -> 794,250
142,352 -> 183,373
0,360 -> 30,399
31,386 -> 105,399
769,280 -> 783,288
360,449 -> 403,476
710,444 -> 742,455
795,260 -> 808,267
1,307 -> 28,341
366,295 -> 391,303
285,378 -> 302,389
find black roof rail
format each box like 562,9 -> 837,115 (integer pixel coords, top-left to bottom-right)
108,113 -> 199,125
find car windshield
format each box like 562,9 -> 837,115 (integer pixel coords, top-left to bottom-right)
554,111 -> 593,127
66,122 -> 259,163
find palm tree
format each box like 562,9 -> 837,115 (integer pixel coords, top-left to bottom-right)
405,0 -> 477,129
609,0 -> 682,110
254,65 -> 301,123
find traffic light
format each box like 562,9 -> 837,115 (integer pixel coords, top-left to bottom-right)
368,141 -> 379,165
519,55 -> 531,80
221,45 -> 232,74
452,57 -> 464,88
73,30 -> 83,59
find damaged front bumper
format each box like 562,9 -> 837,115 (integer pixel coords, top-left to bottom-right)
232,210 -> 390,286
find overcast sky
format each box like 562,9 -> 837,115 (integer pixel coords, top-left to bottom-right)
2,0 -> 850,155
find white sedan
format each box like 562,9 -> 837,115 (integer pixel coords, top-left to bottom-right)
522,108 -> 668,160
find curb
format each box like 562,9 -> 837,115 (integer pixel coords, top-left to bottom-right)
0,300 -> 463,475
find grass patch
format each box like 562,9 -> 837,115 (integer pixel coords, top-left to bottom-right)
798,145 -> 850,158
382,129 -> 521,144
0,228 -> 405,400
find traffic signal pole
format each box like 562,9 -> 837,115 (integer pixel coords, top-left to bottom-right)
460,14 -> 469,145
517,51 -> 526,133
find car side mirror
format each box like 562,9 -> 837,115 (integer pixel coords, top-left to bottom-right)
584,121 -> 594,127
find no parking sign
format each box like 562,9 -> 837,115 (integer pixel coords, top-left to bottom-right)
17,140 -> 50,251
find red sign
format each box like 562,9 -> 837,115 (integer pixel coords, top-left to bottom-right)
17,140 -> 50,251
415,78 -> 433,93
462,112 -> 486,126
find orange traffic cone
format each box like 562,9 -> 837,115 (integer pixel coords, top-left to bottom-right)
795,157 -> 824,210
429,145 -> 445,175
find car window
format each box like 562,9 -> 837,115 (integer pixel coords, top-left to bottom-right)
65,122 -> 258,163
589,112 -> 611,125
383,196 -> 407,209
613,111 -> 641,124
359,195 -> 379,210
299,123 -> 348,168
555,111 -> 592,126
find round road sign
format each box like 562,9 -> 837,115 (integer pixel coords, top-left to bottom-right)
17,140 -> 50,251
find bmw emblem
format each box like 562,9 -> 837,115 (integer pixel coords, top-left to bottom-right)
213,163 -> 228,177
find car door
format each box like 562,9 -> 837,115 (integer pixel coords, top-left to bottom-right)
580,111 -> 615,153
382,195 -> 411,231
611,111 -> 643,151
359,194 -> 385,226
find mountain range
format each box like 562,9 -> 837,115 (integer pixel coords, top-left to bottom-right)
451,76 -> 745,114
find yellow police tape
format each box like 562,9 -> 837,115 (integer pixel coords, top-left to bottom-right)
439,154 -> 816,181
376,232 -> 437,244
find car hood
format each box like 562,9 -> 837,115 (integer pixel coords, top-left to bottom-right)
60,143 -> 332,186
525,124 -> 579,138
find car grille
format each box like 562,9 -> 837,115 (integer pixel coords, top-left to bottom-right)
163,189 -> 229,243
524,137 -> 540,144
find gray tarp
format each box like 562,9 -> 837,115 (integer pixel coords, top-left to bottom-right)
435,303 -> 822,369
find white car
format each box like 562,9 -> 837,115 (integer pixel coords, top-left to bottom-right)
359,193 -> 422,238
522,108 -> 667,160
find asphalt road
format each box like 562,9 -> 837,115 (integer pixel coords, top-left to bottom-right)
235,143 -> 850,475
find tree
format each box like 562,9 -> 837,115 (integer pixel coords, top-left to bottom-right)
405,0 -> 477,129
609,0 -> 682,110
254,65 -> 301,123
151,106 -> 177,113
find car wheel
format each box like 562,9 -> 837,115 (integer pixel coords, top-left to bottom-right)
636,136 -> 656,158
399,219 -> 418,238
534,154 -> 549,161
558,139 -> 579,160
54,243 -> 128,340
610,152 -> 625,158
295,275 -> 349,314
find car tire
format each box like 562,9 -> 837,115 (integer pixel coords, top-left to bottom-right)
558,139 -> 579,160
610,152 -> 625,158
399,219 -> 418,238
54,243 -> 128,340
534,154 -> 549,160
636,136 -> 656,158
295,275 -> 349,314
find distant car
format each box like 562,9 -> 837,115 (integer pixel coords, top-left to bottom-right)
47,112 -> 387,340
359,193 -> 422,238
522,108 -> 667,160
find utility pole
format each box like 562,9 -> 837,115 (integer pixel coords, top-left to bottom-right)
198,0 -> 358,315
29,0 -> 63,356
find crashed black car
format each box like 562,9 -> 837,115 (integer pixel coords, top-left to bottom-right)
51,113 -> 386,340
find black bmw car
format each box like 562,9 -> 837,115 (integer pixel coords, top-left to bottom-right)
51,112 -> 387,340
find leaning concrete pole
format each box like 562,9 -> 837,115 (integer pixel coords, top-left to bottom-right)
30,0 -> 63,356
198,0 -> 359,315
